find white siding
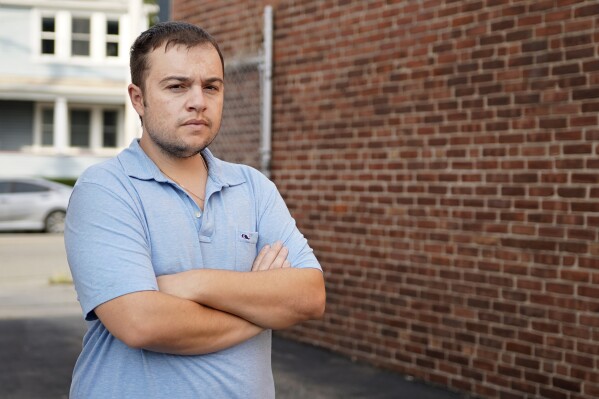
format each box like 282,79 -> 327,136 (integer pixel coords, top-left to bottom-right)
0,0 -> 157,178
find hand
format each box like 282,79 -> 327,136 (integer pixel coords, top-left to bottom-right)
157,271 -> 195,300
251,241 -> 291,271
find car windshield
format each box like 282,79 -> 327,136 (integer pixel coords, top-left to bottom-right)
12,182 -> 51,193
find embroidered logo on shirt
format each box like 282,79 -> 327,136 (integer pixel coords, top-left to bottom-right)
238,230 -> 258,244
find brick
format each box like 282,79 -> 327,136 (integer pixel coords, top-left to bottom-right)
491,19 -> 515,31
515,93 -> 540,104
539,117 -> 567,129
501,238 -> 556,251
564,144 -> 593,155
552,63 -> 579,75
530,0 -> 554,12
582,102 -> 599,112
570,116 -> 597,127
557,187 -> 586,198
574,3 -> 599,17
506,28 -> 532,41
579,285 -> 599,299
552,376 -> 582,393
583,60 -> 599,72
509,55 -> 534,67
522,40 -> 548,52
563,34 -> 592,47
566,47 -> 595,60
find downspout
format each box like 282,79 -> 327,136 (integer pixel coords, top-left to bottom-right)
260,5 -> 273,178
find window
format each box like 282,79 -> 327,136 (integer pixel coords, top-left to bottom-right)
41,16 -> 55,55
36,104 -> 122,151
37,13 -> 125,60
0,182 -> 9,194
12,182 -> 50,194
71,17 -> 91,56
41,108 -> 54,146
106,19 -> 120,57
103,110 -> 118,147
70,109 -> 91,147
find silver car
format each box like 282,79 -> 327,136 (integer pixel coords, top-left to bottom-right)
0,178 -> 72,233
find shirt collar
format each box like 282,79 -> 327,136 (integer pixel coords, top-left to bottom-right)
118,139 -> 246,187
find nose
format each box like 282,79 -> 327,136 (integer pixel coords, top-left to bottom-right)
186,85 -> 207,112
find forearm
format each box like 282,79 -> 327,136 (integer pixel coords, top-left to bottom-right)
95,290 -> 263,355
160,268 -> 326,329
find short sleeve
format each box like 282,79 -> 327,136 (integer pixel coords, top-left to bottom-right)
253,174 -> 322,272
65,179 -> 158,320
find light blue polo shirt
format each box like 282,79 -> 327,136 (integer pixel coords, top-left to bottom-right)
65,139 -> 321,399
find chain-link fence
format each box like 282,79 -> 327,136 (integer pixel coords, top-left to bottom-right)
209,57 -> 263,171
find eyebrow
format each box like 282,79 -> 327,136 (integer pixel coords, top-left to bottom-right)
204,77 -> 224,85
160,76 -> 224,85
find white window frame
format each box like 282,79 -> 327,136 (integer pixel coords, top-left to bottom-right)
33,104 -> 48,149
32,9 -> 127,63
104,16 -> 121,58
32,10 -> 69,60
101,109 -> 120,148
70,15 -> 92,58
33,103 -> 124,154
41,106 -> 54,146
69,107 -> 93,148
39,14 -> 56,55
68,104 -> 124,152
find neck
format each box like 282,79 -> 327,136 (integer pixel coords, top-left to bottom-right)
139,137 -> 208,181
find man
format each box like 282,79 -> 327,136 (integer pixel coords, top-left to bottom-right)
65,21 -> 325,399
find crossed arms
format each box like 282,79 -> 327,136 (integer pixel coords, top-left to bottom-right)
95,242 -> 326,355
67,174 -> 325,356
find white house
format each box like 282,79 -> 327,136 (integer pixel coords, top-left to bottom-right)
0,0 -> 158,178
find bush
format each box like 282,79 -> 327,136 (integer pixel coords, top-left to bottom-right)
45,177 -> 77,187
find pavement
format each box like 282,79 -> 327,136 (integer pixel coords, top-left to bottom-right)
272,336 -> 467,399
0,233 -> 466,399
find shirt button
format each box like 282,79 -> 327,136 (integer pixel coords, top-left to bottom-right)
195,211 -> 202,218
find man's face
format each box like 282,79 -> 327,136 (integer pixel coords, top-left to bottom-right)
135,43 -> 224,158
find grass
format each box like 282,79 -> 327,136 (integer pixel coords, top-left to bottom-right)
48,273 -> 73,285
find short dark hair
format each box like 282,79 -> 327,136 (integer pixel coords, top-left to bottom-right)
130,21 -> 224,90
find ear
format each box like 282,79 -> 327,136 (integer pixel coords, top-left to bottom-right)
128,83 -> 145,118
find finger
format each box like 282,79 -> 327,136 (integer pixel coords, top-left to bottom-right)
282,260 -> 291,268
270,246 -> 289,269
251,244 -> 270,271
256,241 -> 284,271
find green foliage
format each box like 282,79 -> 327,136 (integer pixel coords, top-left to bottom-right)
45,177 -> 77,187
145,0 -> 159,26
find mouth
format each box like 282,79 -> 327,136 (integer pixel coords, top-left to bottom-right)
182,119 -> 209,127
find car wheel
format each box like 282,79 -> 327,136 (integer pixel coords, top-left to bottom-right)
45,211 -> 66,234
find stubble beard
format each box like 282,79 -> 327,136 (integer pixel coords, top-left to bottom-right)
141,99 -> 220,159
147,127 -> 205,159
143,115 -> 217,159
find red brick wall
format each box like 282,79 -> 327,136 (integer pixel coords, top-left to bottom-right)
174,1 -> 599,398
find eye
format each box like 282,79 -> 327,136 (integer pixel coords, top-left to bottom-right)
204,85 -> 219,92
168,84 -> 186,91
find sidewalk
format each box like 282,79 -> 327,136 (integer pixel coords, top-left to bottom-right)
272,335 -> 467,399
